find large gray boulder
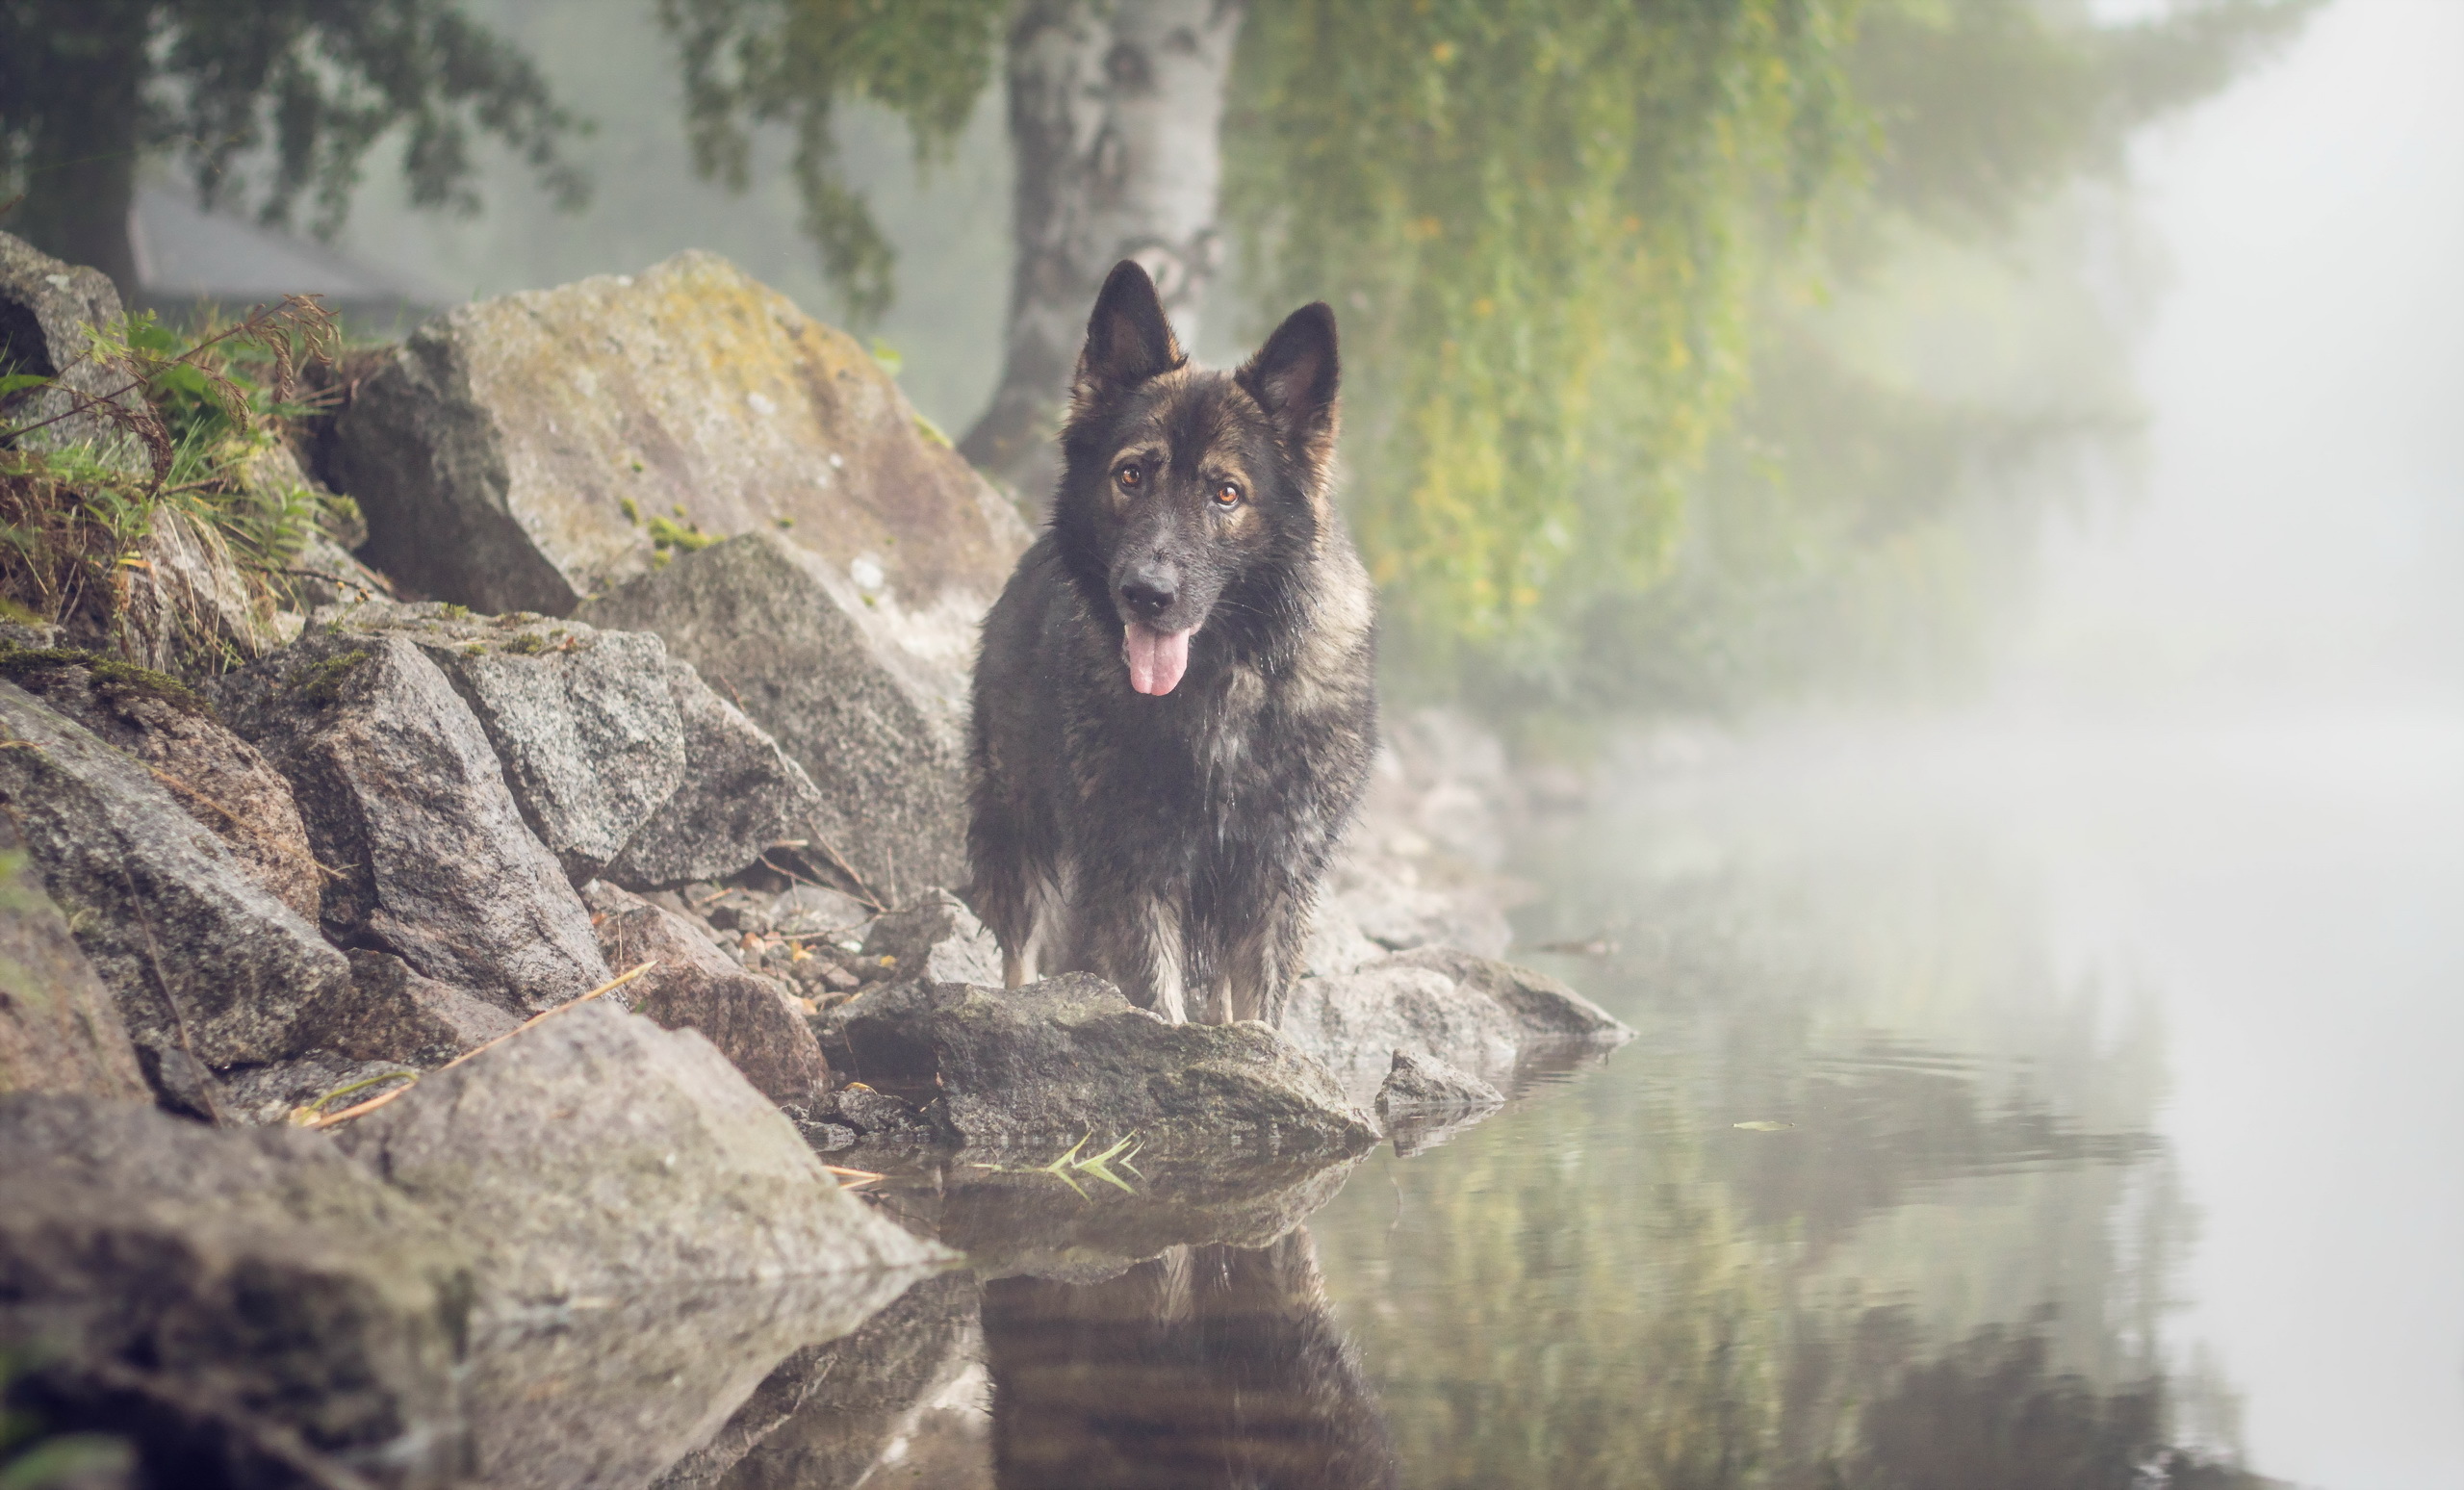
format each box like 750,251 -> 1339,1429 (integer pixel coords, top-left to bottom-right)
1,644 -> 321,920
602,657 -> 835,891
0,230 -> 143,465
341,604 -> 688,884
579,531 -> 971,904
834,973 -> 1379,1157
331,249 -> 1031,620
0,816 -> 149,1100
0,1092 -> 473,1487
0,680 -> 353,1073
1279,948 -> 1632,1105
330,999 -> 947,1303
583,880 -> 829,1105
214,629 -> 608,1013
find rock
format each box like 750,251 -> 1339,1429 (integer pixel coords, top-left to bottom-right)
1278,949 -> 1632,1106
341,604 -> 689,884
1374,1048 -> 1503,1114
578,531 -> 971,903
654,1273 -> 986,1490
827,1082 -> 937,1140
213,629 -> 607,1013
0,644 -> 321,920
0,230 -> 144,466
602,657 -> 834,891
0,680 -> 353,1074
769,882 -> 871,937
332,248 -> 1031,621
583,881 -> 829,1105
1307,853 -> 1513,975
1389,945 -> 1632,1040
329,999 -> 947,1302
215,1050 -> 419,1129
861,889 -> 1001,987
312,951 -> 523,1067
1373,1049 -> 1504,1158
0,815 -> 150,1100
0,1092 -> 473,1486
834,972 -> 1379,1157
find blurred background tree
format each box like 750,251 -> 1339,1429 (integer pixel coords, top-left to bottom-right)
651,0 -> 2315,718
16,0 -> 2321,719
0,0 -> 587,297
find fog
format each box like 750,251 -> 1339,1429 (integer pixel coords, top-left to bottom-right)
1999,3 -> 2464,1480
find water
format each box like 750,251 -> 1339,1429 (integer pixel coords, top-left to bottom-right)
1295,710 -> 2464,1490
659,706 -> 2464,1489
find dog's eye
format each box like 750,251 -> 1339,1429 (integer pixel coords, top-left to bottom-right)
1116,465 -> 1142,491
1212,481 -> 1243,506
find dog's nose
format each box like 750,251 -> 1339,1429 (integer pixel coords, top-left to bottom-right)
1118,564 -> 1179,618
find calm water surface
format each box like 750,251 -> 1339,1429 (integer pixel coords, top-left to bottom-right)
708,709 -> 2464,1490
1296,710 -> 2464,1490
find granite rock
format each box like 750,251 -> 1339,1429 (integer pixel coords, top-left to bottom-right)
330,999 -> 946,1303
213,629 -> 607,1013
584,880 -> 829,1105
0,680 -> 352,1074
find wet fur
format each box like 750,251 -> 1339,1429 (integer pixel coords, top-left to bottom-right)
968,261 -> 1377,1025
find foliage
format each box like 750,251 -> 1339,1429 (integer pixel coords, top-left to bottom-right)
656,0 -> 1009,323
0,0 -> 589,243
1227,0 -> 1869,669
0,298 -> 340,633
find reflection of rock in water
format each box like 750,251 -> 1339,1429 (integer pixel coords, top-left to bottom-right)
468,1270 -> 933,1490
657,1272 -> 990,1489
983,1231 -> 1397,1490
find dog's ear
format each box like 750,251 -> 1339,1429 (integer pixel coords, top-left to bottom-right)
1237,301 -> 1341,478
1072,260 -> 1184,407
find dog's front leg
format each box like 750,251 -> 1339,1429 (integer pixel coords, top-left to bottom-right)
1075,883 -> 1192,1023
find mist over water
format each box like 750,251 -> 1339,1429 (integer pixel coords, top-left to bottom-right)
2048,5 -> 2461,1481
1892,4 -> 2464,1480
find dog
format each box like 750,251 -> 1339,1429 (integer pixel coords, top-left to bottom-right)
966,260 -> 1378,1026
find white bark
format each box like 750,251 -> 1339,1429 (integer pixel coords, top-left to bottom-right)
960,0 -> 1246,496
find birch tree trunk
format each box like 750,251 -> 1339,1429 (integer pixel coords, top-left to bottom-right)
959,0 -> 1246,501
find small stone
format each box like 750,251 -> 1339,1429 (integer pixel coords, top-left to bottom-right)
860,889 -> 1002,988
1375,1048 -> 1504,1115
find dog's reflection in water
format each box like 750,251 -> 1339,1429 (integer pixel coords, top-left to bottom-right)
981,1231 -> 1397,1490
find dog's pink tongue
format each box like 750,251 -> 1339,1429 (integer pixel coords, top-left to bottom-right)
1123,623 -> 1192,696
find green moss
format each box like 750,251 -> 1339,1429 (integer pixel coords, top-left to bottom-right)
290,648 -> 372,706
0,645 -> 214,719
647,513 -> 713,553
619,495 -> 641,525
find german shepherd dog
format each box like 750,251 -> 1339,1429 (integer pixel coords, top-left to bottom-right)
967,261 -> 1378,1026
